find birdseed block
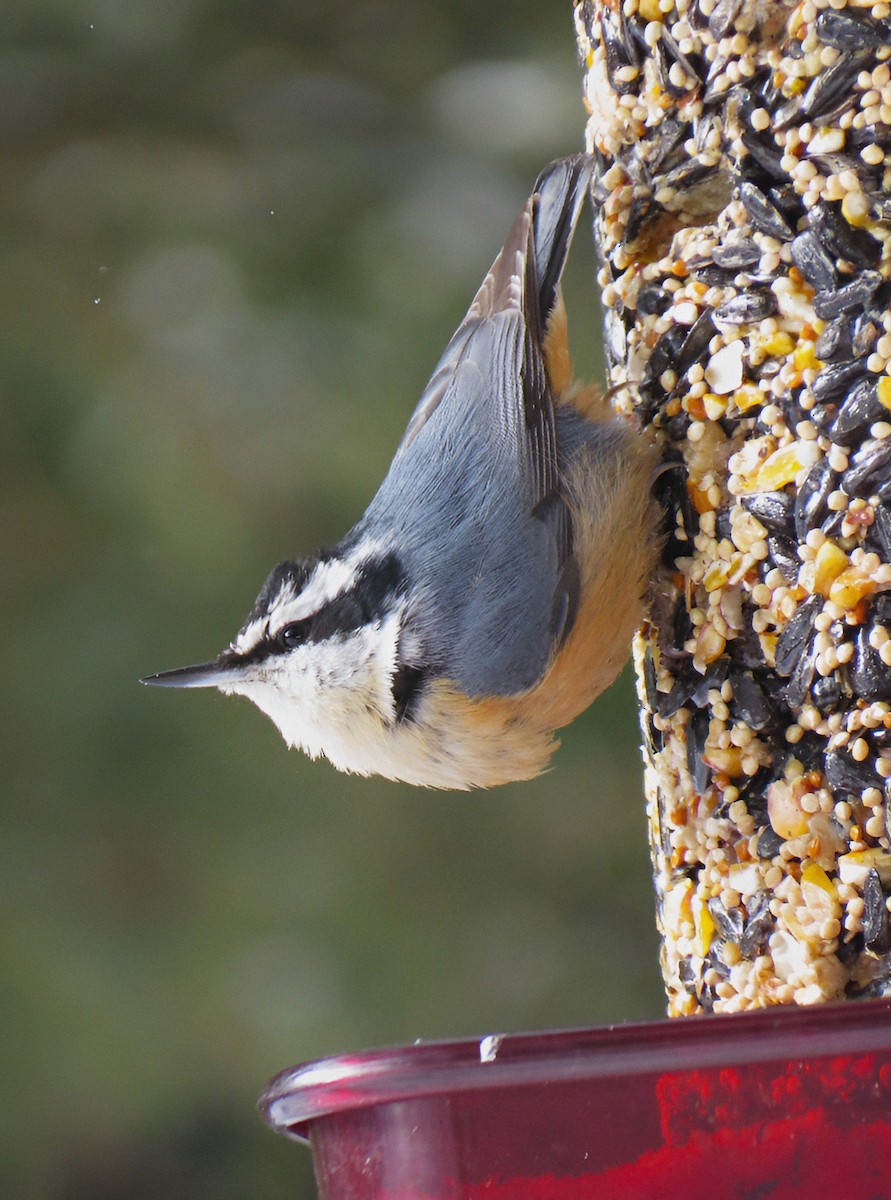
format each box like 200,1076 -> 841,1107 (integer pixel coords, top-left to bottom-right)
575,0 -> 891,1013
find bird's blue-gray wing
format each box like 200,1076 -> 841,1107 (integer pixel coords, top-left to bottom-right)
360,156 -> 591,697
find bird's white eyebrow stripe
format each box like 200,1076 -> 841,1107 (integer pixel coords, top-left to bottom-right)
290,556 -> 360,620
233,615 -> 266,654
232,539 -> 389,654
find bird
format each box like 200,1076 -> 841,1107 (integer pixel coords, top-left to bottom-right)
142,155 -> 660,789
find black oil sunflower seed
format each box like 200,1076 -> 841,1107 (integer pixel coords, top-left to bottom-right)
852,315 -> 879,358
729,668 -> 773,729
687,708 -> 711,793
816,9 -> 887,51
714,290 -> 776,324
768,533 -> 800,583
814,271 -> 883,321
790,230 -> 838,291
811,360 -> 867,404
794,456 -> 836,541
740,890 -> 773,957
739,181 -> 793,239
675,309 -> 717,374
707,897 -> 744,942
849,624 -> 891,702
741,491 -> 794,534
814,315 -> 853,361
712,238 -> 761,270
874,507 -> 891,560
824,750 -> 883,796
636,281 -> 671,316
708,0 -> 743,39
755,827 -> 784,860
863,869 -> 891,954
775,594 -> 822,678
800,52 -> 873,122
810,201 -> 882,269
844,440 -> 891,497
830,380 -> 882,446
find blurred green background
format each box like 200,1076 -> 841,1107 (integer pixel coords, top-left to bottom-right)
2,1 -> 663,1196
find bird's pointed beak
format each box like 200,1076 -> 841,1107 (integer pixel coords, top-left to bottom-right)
140,658 -> 247,690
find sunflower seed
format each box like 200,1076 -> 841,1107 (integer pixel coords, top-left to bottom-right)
739,181 -> 793,239
687,708 -> 711,793
800,52 -> 873,122
651,117 -> 688,167
811,360 -> 867,404
795,456 -> 836,541
662,158 -> 714,195
708,897 -> 744,941
675,309 -> 717,375
714,290 -> 777,324
740,130 -> 785,179
624,190 -> 661,245
741,491 -> 795,534
783,643 -> 816,708
816,9 -> 887,52
775,594 -> 822,678
813,271 -> 883,320
843,440 -> 891,497
645,322 -> 686,380
864,869 -> 891,954
852,316 -> 879,358
636,281 -> 671,317
812,674 -> 842,713
768,533 -> 800,583
849,625 -> 891,702
814,315 -> 853,361
824,749 -> 883,796
708,0 -> 743,39
810,401 -> 841,433
660,25 -> 702,86
740,890 -> 774,956
810,202 -> 882,269
712,238 -> 762,270
756,826 -> 786,863
730,668 -> 773,729
830,380 -> 882,445
790,230 -> 838,291
686,658 -> 730,710
601,8 -> 639,95
874,507 -> 891,560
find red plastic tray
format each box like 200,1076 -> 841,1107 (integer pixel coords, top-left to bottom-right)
260,999 -> 891,1199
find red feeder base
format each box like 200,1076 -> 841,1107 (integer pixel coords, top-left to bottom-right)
260,999 -> 891,1199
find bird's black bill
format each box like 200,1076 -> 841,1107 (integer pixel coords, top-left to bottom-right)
140,660 -> 241,689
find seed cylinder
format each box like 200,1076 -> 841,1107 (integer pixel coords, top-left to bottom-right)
575,0 -> 891,1014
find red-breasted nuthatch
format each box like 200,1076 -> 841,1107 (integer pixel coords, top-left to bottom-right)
143,156 -> 659,789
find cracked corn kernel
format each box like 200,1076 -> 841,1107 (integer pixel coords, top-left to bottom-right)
813,542 -> 849,597
801,863 -> 838,900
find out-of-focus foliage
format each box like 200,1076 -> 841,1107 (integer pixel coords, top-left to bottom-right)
2,1 -> 663,1196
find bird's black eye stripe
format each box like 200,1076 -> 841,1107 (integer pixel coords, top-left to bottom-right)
308,592 -> 364,642
266,553 -> 408,656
